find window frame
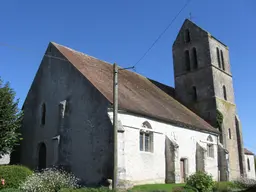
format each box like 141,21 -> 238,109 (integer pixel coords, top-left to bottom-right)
207,136 -> 214,158
139,121 -> 154,153
247,158 -> 251,171
41,103 -> 46,126
223,85 -> 227,100
185,50 -> 191,71
184,29 -> 191,43
192,47 -> 198,69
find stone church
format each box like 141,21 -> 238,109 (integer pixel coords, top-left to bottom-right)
17,19 -> 255,186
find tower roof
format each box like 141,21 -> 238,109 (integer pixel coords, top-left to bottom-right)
173,19 -> 228,48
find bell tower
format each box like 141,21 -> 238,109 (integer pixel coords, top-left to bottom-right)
172,19 -> 246,180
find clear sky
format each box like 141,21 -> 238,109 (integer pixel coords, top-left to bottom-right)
0,0 -> 255,153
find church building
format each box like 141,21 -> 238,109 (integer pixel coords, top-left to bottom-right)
18,19 -> 255,187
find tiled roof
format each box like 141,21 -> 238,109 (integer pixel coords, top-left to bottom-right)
52,42 -> 219,134
244,148 -> 254,155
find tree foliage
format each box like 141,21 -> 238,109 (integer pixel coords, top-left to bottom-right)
0,77 -> 23,157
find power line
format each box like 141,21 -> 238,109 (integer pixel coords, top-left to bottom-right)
133,0 -> 192,69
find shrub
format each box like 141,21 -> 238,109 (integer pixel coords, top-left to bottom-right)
0,188 -> 21,192
19,168 -> 80,192
0,165 -> 32,189
59,187 -> 113,192
172,186 -> 184,192
234,177 -> 256,189
186,171 -> 214,192
213,182 -> 238,192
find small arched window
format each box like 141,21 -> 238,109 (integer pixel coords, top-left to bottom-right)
192,47 -> 198,69
223,85 -> 227,100
41,103 -> 46,125
185,50 -> 191,71
140,121 -> 153,152
216,47 -> 221,68
192,86 -> 197,101
207,136 -> 214,158
184,29 -> 191,43
247,158 -> 251,171
221,50 -> 225,71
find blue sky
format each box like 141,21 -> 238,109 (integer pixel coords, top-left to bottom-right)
0,0 -> 255,153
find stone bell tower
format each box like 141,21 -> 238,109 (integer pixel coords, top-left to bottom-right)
172,19 -> 246,180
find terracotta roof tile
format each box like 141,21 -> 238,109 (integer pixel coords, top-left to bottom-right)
52,42 -> 219,134
244,148 -> 254,155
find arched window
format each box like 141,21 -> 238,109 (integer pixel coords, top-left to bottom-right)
192,86 -> 197,101
228,128 -> 232,139
207,136 -> 214,158
223,85 -> 227,100
185,50 -> 191,71
41,103 -> 46,125
192,47 -> 198,69
216,47 -> 221,68
140,121 -> 153,152
221,50 -> 225,71
247,158 -> 251,171
184,29 -> 191,43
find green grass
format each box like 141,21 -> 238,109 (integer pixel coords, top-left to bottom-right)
131,183 -> 185,191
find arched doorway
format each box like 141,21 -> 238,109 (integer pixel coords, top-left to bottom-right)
38,142 -> 47,170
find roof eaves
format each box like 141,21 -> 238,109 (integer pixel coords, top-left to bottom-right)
108,107 -> 219,135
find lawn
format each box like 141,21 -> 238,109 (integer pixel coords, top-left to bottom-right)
130,183 -> 185,191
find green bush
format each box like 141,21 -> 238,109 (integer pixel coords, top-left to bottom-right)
0,165 -> 32,189
59,187 -> 112,192
234,177 -> 256,189
186,171 -> 214,192
213,182 -> 239,192
19,168 -> 80,192
0,188 -> 21,192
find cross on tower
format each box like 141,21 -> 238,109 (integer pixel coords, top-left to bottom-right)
189,12 -> 194,20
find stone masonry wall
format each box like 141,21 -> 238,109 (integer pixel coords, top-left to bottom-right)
20,43 -> 113,186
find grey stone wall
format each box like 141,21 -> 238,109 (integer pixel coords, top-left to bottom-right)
173,19 -> 244,180
20,43 -> 113,186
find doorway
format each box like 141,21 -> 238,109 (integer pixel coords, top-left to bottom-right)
180,158 -> 188,183
38,142 -> 47,170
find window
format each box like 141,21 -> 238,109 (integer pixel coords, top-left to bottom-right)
139,121 -> 153,152
216,47 -> 221,68
247,158 -> 251,171
207,136 -> 214,158
41,103 -> 46,125
221,50 -> 225,71
192,86 -> 197,101
228,128 -> 232,139
185,50 -> 191,71
184,29 -> 191,43
223,85 -> 227,100
192,47 -> 198,69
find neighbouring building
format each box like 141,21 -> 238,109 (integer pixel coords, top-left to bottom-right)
15,19 -> 256,187
244,148 -> 256,180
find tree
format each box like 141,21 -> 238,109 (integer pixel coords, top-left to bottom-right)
0,77 -> 23,157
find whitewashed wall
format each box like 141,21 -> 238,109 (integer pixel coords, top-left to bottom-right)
244,154 -> 256,180
109,112 -> 219,185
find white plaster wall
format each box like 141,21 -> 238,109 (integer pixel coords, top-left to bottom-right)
244,154 -> 256,180
109,112 -> 219,185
